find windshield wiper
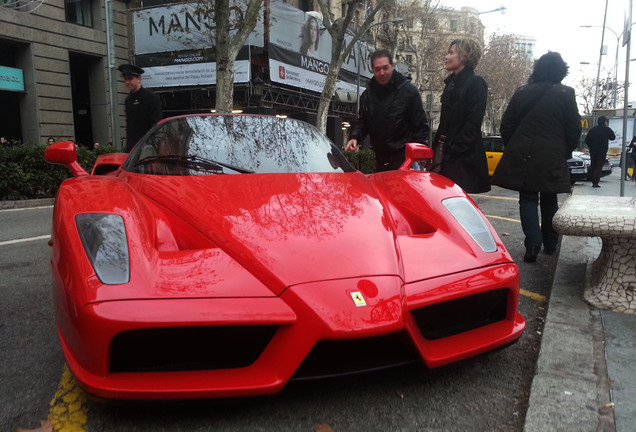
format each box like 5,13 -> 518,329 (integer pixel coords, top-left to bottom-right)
134,155 -> 254,174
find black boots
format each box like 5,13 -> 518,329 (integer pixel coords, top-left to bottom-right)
524,246 -> 541,263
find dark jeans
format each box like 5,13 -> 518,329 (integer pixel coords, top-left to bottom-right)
519,190 -> 559,251
589,151 -> 606,185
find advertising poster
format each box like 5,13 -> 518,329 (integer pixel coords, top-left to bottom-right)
132,1 -> 264,87
268,0 -> 373,95
608,116 -> 634,165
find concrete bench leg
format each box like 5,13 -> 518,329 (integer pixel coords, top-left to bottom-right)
586,237 -> 636,314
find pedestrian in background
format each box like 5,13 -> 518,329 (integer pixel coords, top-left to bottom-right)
1,136 -> 10,147
118,64 -> 162,152
345,49 -> 429,172
492,52 -> 581,263
431,38 -> 490,193
628,136 -> 636,181
585,116 -> 615,187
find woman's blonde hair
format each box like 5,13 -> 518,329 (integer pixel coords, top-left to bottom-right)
450,39 -> 482,69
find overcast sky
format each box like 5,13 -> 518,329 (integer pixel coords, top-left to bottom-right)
439,0 -> 633,87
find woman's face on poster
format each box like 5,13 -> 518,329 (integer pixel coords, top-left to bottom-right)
310,19 -> 318,43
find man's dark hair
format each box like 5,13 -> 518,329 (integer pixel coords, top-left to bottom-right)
598,116 -> 608,126
529,51 -> 569,84
370,49 -> 393,67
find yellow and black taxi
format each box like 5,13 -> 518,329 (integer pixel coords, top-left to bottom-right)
482,136 -> 590,183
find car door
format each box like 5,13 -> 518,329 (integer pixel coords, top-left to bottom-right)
483,137 -> 504,176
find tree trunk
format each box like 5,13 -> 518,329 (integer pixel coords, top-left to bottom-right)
316,51 -> 344,132
314,0 -> 390,134
213,0 -> 263,113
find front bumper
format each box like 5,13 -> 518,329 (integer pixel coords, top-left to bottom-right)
58,265 -> 525,399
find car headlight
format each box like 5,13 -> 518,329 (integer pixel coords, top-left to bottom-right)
75,213 -> 130,284
442,197 -> 497,252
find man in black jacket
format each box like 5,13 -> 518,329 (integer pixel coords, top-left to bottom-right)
345,49 -> 429,171
118,64 -> 163,152
585,116 -> 615,187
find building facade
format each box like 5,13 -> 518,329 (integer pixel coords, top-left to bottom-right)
1,0 -> 129,147
1,0 -> 488,149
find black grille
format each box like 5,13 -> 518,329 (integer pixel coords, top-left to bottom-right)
567,159 -> 584,168
110,325 -> 278,373
292,332 -> 420,380
411,289 -> 508,340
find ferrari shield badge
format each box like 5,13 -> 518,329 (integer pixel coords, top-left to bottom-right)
350,291 -> 367,307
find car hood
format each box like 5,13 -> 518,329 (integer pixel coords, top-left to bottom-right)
57,171 -> 509,304
135,172 -> 402,295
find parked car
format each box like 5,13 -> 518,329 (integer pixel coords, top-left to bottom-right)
482,135 -> 504,176
571,150 -> 613,180
482,135 -> 588,183
45,114 -> 525,400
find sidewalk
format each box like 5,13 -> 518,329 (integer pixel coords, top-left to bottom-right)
524,171 -> 636,432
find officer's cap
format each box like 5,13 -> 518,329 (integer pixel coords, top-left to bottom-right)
118,64 -> 145,77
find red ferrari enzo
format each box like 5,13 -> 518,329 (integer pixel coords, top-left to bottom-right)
46,114 -> 525,400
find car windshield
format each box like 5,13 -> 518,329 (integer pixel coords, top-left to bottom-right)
123,114 -> 354,176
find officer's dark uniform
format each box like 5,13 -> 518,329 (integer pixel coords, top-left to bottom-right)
118,64 -> 162,152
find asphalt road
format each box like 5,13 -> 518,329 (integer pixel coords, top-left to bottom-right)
0,186 -> 556,432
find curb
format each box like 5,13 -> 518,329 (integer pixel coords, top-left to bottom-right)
0,198 -> 55,210
523,235 -> 614,432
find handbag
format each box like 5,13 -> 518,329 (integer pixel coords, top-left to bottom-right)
428,134 -> 446,173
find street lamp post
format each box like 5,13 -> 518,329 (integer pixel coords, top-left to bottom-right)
582,1 -> 634,197
105,0 -> 120,148
478,7 -> 507,15
620,0 -> 633,198
581,23 -> 620,109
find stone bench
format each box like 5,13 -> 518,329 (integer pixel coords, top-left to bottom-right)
552,195 -> 636,314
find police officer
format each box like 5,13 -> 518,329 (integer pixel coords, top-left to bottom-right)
118,64 -> 162,152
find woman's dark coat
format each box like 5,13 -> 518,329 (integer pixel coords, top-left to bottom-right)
492,82 -> 581,193
433,67 -> 490,193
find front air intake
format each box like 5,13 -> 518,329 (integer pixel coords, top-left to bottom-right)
110,325 -> 278,373
411,289 -> 509,340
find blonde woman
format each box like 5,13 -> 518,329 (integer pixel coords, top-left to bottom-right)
432,38 -> 490,193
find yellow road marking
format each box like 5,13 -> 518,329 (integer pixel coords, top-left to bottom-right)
49,364 -> 88,432
482,214 -> 546,302
484,214 -> 521,223
520,289 -> 547,302
471,194 -> 519,201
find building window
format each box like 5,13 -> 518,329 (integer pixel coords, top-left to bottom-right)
406,18 -> 414,29
143,0 -> 178,5
406,54 -> 413,64
65,0 -> 92,27
450,20 -> 458,32
300,0 -> 312,12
